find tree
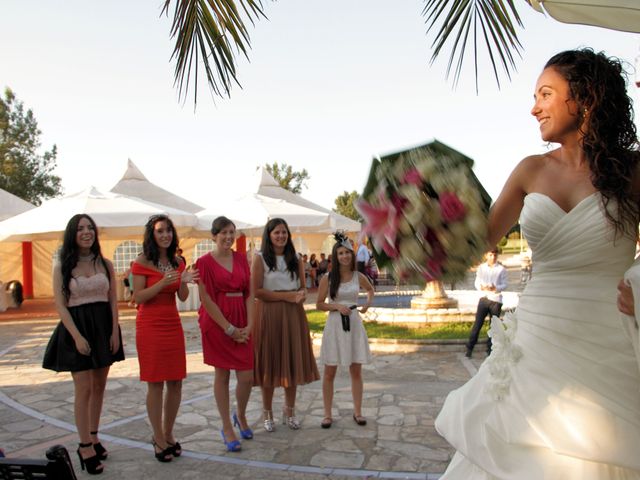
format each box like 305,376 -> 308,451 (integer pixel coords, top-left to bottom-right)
165,2 -> 637,103
265,162 -> 309,194
333,191 -> 362,222
162,0 -> 527,103
0,88 -> 62,205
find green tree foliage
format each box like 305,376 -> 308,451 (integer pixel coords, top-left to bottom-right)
265,162 -> 309,194
164,0 -> 529,103
0,88 -> 62,205
333,190 -> 362,222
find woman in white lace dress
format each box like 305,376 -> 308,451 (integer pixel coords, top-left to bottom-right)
435,49 -> 640,479
316,233 -> 374,429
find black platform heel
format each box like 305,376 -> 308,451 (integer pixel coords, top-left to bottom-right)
152,438 -> 173,463
77,442 -> 104,475
90,431 -> 107,460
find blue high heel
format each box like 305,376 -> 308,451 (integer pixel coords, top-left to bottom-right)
220,430 -> 241,452
232,412 -> 254,440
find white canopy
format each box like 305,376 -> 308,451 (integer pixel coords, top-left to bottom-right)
110,159 -> 204,214
250,167 -> 361,233
527,0 -> 640,33
196,193 -> 333,236
0,188 -> 35,222
0,186 -> 198,242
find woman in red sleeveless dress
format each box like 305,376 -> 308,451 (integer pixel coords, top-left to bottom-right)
196,216 -> 254,452
132,215 -> 198,463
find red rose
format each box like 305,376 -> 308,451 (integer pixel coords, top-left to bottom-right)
439,192 -> 466,222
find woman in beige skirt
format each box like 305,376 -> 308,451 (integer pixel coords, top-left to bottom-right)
251,218 -> 320,432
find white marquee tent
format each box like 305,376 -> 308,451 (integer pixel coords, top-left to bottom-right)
110,159 -> 204,214
0,188 -> 35,222
0,187 -> 197,242
0,187 -> 197,297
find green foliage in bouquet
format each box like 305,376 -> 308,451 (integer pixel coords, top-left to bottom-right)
358,139 -> 491,285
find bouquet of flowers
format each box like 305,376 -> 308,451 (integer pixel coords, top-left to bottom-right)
356,142 -> 490,285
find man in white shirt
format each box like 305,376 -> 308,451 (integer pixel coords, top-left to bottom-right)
356,239 -> 371,275
466,248 -> 508,358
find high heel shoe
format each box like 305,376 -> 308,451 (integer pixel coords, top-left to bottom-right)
90,430 -> 107,460
232,412 -> 253,440
166,440 -> 182,457
263,409 -> 275,433
220,430 -> 242,452
282,405 -> 300,430
77,442 -> 104,475
152,438 -> 173,463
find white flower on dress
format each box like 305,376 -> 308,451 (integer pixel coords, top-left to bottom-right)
484,311 -> 522,401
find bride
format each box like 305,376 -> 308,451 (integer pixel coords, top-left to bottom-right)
435,49 -> 640,478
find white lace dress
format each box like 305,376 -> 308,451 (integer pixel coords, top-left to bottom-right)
436,192 -> 640,479
319,272 -> 372,366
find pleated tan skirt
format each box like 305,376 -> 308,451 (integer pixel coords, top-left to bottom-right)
253,299 -> 320,388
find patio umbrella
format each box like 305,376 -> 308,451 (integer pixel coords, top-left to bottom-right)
0,186 -> 198,242
527,0 -> 640,33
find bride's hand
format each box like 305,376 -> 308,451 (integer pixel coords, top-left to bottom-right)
617,279 -> 635,316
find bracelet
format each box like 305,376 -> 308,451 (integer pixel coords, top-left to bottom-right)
225,324 -> 236,336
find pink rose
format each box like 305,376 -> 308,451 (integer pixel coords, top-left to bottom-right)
439,192 -> 466,223
402,168 -> 423,186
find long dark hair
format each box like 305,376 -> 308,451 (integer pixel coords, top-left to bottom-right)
328,235 -> 355,300
545,48 -> 640,237
260,218 -> 299,280
143,214 -> 179,267
59,214 -> 109,301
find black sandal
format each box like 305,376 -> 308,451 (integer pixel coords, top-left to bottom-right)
167,441 -> 182,457
90,431 -> 107,460
77,442 -> 104,475
152,439 -> 173,463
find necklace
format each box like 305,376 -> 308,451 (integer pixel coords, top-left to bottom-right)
78,253 -> 94,262
158,260 -> 174,273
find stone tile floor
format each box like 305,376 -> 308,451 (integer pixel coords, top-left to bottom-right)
0,312 -> 489,479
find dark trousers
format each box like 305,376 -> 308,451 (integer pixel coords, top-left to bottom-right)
357,261 -> 367,274
467,297 -> 502,353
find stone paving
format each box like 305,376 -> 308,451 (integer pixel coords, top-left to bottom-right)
0,310 -> 491,479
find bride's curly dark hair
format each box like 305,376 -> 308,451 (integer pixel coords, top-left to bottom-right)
545,49 -> 640,238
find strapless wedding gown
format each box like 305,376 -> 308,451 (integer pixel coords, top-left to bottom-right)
435,192 -> 640,479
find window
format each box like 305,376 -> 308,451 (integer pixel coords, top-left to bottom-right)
113,241 -> 142,273
193,240 -> 214,261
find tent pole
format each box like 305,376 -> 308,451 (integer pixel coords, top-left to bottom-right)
21,241 -> 33,299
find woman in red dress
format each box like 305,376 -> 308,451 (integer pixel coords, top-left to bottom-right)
196,216 -> 254,452
132,215 -> 198,462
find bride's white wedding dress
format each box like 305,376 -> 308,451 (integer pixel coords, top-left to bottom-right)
436,192 -> 640,479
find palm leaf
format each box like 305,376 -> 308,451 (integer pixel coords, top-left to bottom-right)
422,0 -> 524,91
162,0 -> 267,106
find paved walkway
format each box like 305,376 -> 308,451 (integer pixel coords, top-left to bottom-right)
0,311 -> 491,479
0,261 -> 530,479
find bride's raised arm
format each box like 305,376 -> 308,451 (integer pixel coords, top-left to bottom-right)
487,155 -> 539,248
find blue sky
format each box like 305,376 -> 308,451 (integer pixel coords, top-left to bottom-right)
2,0 -> 639,211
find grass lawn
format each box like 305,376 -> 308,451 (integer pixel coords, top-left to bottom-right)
306,310 -> 488,340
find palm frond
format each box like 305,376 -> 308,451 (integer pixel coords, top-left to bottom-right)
162,0 -> 267,106
422,0 -> 524,91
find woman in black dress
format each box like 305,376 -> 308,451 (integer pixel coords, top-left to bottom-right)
43,214 -> 124,475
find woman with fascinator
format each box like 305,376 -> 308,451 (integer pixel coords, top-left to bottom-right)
251,218 -> 319,432
315,232 -> 374,429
